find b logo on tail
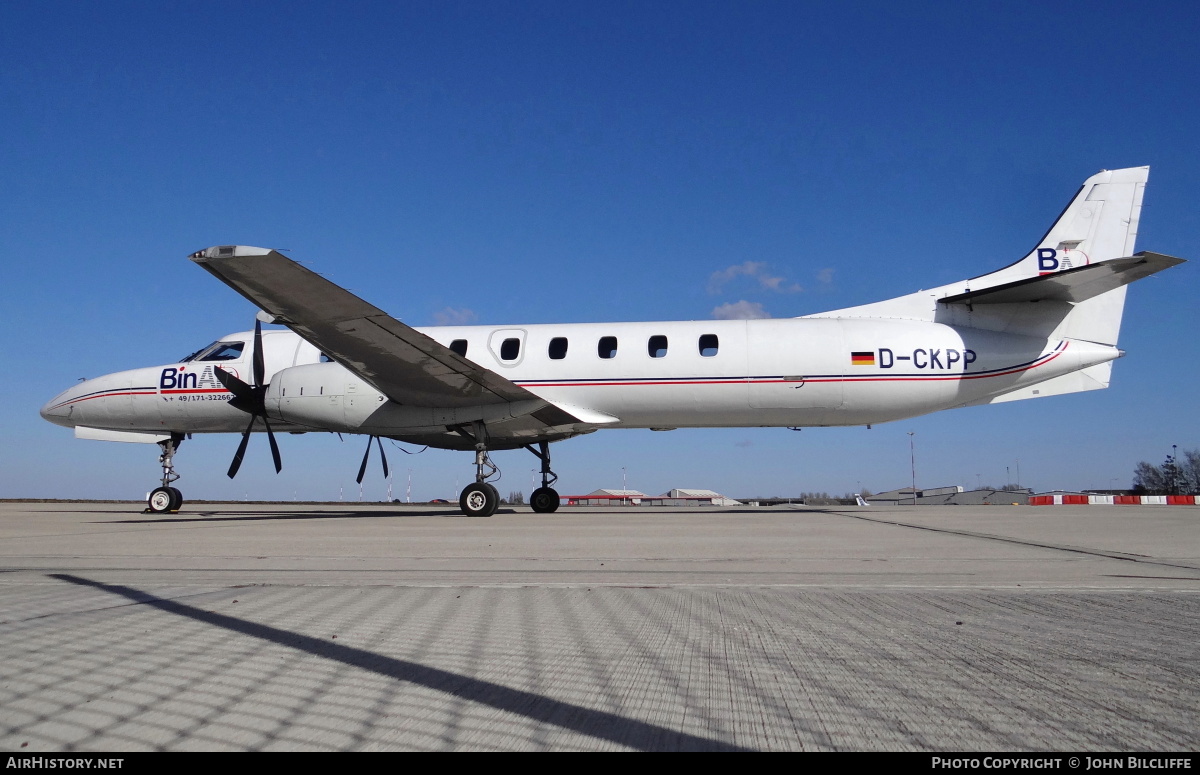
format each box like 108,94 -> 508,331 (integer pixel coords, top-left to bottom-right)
1037,248 -> 1059,275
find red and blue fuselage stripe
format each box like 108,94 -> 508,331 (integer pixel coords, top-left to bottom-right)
48,342 -> 1066,408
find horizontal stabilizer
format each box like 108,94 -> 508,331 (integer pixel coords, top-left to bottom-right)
940,252 -> 1184,306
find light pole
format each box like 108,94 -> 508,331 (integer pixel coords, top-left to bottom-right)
908,432 -> 917,506
622,466 -> 627,505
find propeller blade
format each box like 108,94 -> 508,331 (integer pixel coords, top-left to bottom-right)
356,436 -> 372,484
214,366 -> 255,404
214,366 -> 262,416
252,318 -> 266,388
262,415 -> 282,474
223,315 -> 281,479
227,416 -> 255,478
376,436 -> 389,479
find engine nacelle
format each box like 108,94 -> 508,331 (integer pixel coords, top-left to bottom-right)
265,362 -> 548,433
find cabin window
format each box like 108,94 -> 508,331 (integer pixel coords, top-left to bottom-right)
449,339 -> 468,356
197,342 -> 245,361
549,337 -> 568,360
500,338 -> 521,361
648,335 -> 668,358
699,334 -> 719,357
598,336 -> 618,359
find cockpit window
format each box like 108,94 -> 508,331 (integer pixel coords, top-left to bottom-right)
193,341 -> 245,361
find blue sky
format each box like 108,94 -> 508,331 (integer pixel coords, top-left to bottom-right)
2,1 -> 1197,501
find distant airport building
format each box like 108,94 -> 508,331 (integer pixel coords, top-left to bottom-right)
661,489 -> 741,506
568,489 -> 646,505
565,489 -> 741,507
869,485 -> 1031,506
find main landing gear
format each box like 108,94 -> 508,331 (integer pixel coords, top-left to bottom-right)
147,433 -> 186,513
458,422 -> 500,517
525,441 -> 560,514
454,427 -> 561,517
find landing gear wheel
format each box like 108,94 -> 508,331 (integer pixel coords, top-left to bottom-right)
148,487 -> 179,513
460,482 -> 499,517
149,434 -> 185,513
530,487 -> 560,513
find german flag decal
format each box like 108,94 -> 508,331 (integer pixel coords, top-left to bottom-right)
851,351 -> 875,366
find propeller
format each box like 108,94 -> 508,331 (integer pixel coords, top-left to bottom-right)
356,435 -> 390,484
214,318 -> 282,478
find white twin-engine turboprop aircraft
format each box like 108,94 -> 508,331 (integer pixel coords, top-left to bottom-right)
41,167 -> 1183,516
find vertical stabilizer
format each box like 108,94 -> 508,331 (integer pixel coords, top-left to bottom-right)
972,166 -> 1147,288
961,167 -> 1149,346
808,167 -> 1153,347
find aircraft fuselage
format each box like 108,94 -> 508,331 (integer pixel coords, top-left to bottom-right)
42,317 -> 1118,449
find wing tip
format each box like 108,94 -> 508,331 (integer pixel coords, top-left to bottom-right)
189,245 -> 275,262
1135,251 -> 1187,269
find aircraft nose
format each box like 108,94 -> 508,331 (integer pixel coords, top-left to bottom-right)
40,385 -> 78,426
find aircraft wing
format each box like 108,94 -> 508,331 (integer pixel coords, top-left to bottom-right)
189,245 -> 580,426
939,252 -> 1185,306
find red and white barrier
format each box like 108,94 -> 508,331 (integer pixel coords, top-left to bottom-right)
1029,494 -> 1199,506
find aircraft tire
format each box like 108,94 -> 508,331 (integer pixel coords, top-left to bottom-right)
148,487 -> 176,513
168,487 -> 184,511
460,483 -> 498,517
530,487 -> 560,513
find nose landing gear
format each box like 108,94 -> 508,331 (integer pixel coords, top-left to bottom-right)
147,433 -> 185,513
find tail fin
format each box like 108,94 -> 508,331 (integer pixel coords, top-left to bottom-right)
967,166 -> 1148,289
810,166 -> 1182,347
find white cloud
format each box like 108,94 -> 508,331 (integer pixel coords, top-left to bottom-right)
433,307 -> 478,326
708,261 -> 802,294
712,300 -> 771,319
815,267 -> 834,285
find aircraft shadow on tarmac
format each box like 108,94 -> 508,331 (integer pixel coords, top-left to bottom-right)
48,573 -> 750,752
92,506 -> 847,525
93,507 -> 513,524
